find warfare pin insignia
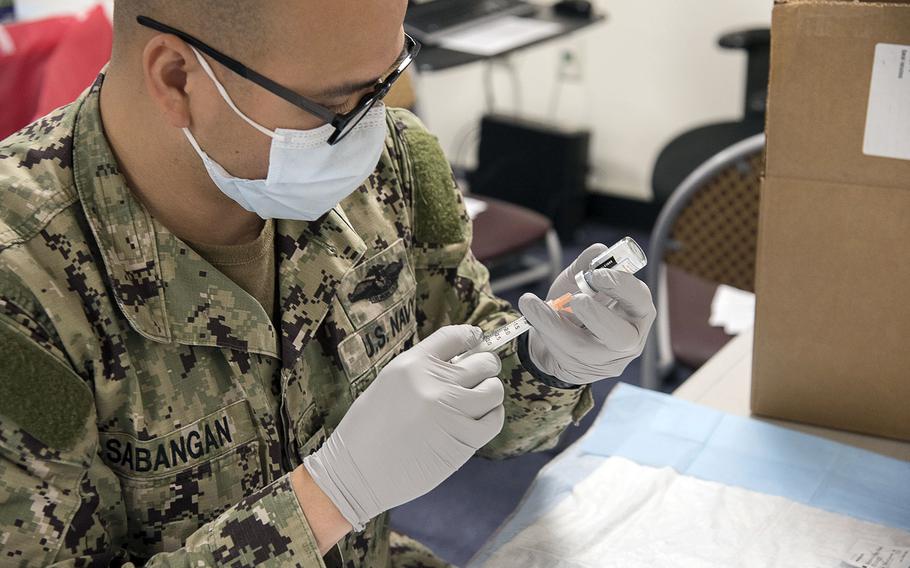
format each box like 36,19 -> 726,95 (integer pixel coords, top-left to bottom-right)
347,260 -> 404,304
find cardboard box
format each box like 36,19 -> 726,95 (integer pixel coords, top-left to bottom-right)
752,0 -> 910,441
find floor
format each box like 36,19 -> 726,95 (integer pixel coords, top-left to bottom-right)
389,221 -> 691,566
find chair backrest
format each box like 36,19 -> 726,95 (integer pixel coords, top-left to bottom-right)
718,28 -> 770,118
641,133 -> 765,390
663,150 -> 763,293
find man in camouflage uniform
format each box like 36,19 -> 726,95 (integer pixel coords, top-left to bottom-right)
0,1 -> 655,566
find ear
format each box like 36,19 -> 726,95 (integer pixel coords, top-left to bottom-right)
141,34 -> 196,129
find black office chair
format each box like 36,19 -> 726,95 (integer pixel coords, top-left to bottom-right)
651,28 -> 769,207
641,134 -> 765,390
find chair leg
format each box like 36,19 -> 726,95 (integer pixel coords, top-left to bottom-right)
641,333 -> 660,391
487,230 -> 562,294
642,264 -> 675,391
545,229 -> 563,284
489,261 -> 553,294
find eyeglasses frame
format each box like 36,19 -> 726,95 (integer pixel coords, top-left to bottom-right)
136,15 -> 421,145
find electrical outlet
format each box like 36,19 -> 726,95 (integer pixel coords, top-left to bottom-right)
560,48 -> 585,82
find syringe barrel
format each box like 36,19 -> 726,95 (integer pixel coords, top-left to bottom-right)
449,317 -> 533,364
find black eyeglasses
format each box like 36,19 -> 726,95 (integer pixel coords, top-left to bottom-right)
136,16 -> 421,145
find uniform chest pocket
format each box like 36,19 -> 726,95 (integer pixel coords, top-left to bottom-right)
335,239 -> 418,390
337,238 -> 416,328
98,400 -> 264,559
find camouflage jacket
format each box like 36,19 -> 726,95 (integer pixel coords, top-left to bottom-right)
0,74 -> 593,567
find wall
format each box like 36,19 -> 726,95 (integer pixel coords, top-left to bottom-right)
414,0 -> 772,201
12,0 -> 771,201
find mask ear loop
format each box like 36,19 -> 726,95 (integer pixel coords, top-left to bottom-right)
181,127 -> 207,157
187,45 -> 280,141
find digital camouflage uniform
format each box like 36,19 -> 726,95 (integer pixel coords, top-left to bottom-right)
0,73 -> 593,567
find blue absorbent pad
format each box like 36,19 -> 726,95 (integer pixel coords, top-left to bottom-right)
469,384 -> 909,567
579,383 -> 910,531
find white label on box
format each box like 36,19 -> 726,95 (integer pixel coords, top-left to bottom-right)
844,540 -> 910,568
863,43 -> 910,161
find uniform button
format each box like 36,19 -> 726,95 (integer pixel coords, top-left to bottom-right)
529,400 -> 552,412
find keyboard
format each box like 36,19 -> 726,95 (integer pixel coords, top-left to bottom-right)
406,0 -> 536,44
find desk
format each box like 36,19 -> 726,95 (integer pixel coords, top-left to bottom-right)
414,7 -> 606,72
673,329 -> 910,462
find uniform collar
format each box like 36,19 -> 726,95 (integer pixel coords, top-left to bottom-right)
72,73 -> 367,366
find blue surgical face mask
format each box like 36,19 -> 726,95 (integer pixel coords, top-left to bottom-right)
182,46 -> 388,221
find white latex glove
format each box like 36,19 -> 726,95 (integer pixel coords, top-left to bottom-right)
303,325 -> 505,531
518,244 -> 656,386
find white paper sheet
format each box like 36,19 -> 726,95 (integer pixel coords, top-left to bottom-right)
438,16 -> 562,57
0,26 -> 14,56
464,196 -> 488,220
863,43 -> 910,161
483,457 -> 910,568
709,284 -> 755,335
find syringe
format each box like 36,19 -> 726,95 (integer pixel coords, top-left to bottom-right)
450,237 -> 647,364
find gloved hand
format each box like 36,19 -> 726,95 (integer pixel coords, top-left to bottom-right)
519,244 -> 656,386
303,325 -> 505,531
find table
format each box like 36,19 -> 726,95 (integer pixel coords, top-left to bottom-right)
673,329 -> 910,462
414,6 -> 606,72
